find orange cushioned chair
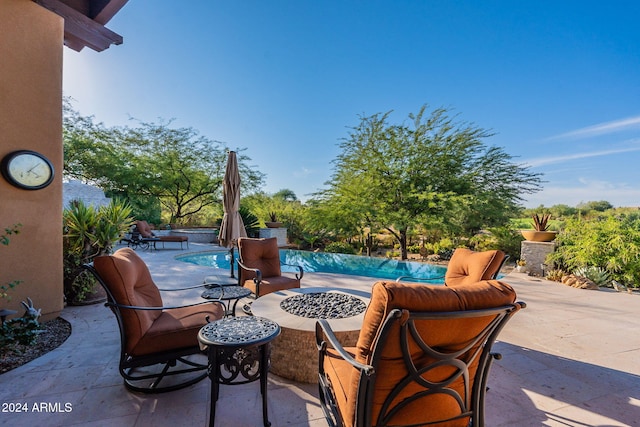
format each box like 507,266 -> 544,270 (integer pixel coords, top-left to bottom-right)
397,248 -> 507,286
237,237 -> 303,298
316,280 -> 525,427
84,248 -> 224,393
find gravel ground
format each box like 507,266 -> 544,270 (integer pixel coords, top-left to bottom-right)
0,317 -> 71,374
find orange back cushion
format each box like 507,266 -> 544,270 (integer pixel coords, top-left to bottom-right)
93,248 -> 163,353
445,248 -> 505,287
238,237 -> 282,280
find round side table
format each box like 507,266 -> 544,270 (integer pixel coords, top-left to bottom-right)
201,285 -> 251,317
198,316 -> 280,427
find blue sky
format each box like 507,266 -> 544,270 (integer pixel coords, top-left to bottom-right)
63,1 -> 640,207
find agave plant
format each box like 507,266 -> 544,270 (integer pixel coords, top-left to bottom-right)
531,213 -> 551,231
240,206 -> 260,237
573,266 -> 612,287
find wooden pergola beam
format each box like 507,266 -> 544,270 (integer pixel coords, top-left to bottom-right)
34,0 -> 125,52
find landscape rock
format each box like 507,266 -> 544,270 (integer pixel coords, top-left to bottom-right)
560,274 -> 599,290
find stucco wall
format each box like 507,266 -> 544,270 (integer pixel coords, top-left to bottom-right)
0,0 -> 64,320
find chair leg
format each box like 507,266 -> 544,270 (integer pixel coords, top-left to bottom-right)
121,356 -> 208,394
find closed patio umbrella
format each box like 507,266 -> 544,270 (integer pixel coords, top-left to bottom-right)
218,151 -> 246,277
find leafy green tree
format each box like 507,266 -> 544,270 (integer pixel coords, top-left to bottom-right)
107,121 -> 233,223
316,105 -> 543,259
548,204 -> 578,219
577,200 -> 614,214
273,189 -> 298,202
63,102 -> 265,223
241,191 -> 313,246
468,225 -> 524,261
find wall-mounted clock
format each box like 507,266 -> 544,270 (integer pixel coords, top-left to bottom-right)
1,150 -> 54,190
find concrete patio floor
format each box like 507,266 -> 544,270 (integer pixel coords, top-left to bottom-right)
1,243 -> 639,426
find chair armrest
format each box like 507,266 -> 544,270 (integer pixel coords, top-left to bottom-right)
395,275 -> 444,283
157,283 -> 210,292
237,260 -> 263,283
106,299 -> 223,311
282,263 -> 304,280
316,320 -> 373,375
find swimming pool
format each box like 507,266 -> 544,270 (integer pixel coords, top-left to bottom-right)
176,249 -> 447,282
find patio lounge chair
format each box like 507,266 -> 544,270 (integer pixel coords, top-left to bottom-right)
397,248 -> 508,286
237,237 -> 303,298
84,248 -> 224,393
135,220 -> 189,249
316,280 -> 525,427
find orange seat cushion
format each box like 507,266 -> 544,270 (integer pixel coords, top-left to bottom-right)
242,275 -> 300,297
132,304 -> 222,356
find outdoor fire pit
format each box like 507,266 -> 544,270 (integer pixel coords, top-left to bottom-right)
280,292 -> 367,319
251,287 -> 370,383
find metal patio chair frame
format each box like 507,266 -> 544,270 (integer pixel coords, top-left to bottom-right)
83,252 -> 224,393
316,282 -> 525,427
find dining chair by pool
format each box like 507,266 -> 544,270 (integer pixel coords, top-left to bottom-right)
237,237 -> 303,298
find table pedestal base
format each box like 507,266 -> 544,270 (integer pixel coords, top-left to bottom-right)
208,344 -> 272,427
199,317 -> 280,427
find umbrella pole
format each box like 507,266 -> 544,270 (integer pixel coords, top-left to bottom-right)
229,246 -> 235,278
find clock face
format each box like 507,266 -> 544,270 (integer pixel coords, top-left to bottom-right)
1,150 -> 54,190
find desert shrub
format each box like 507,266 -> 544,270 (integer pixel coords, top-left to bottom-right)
430,238 -> 456,256
0,315 -> 40,350
386,249 -> 401,258
376,233 -> 396,249
547,213 -> 640,288
469,226 -> 523,261
324,241 -> 356,255
545,269 -> 565,282
1,224 -> 21,301
0,225 -> 40,352
407,244 -> 423,254
437,249 -> 455,260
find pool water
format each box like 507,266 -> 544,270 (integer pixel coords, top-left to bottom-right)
176,249 -> 447,282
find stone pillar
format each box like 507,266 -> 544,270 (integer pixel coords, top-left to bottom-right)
520,241 -> 556,276
259,228 -> 288,247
